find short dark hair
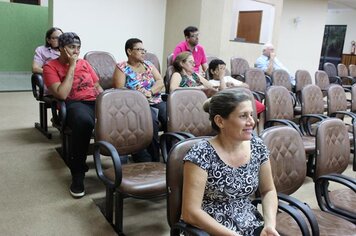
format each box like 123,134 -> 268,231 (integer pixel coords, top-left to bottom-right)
184,26 -> 198,37
45,27 -> 63,47
125,38 -> 143,57
204,88 -> 252,131
208,59 -> 226,79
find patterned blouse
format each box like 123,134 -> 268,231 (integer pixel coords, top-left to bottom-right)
183,137 -> 269,235
179,72 -> 202,88
117,60 -> 162,104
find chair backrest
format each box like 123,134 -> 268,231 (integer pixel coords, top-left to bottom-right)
314,118 -> 350,179
301,84 -> 325,115
166,137 -> 205,227
265,86 -> 294,121
167,89 -> 214,136
167,53 -> 174,68
315,70 -> 330,96
337,63 -> 349,78
230,57 -> 250,79
327,84 -> 347,116
84,51 -> 117,90
244,68 -> 267,93
95,89 -> 153,155
323,62 -> 338,77
272,69 -> 292,91
351,84 -> 356,113
260,126 -> 306,195
349,64 -> 356,77
144,52 -> 161,73
295,70 -> 312,93
165,65 -> 175,93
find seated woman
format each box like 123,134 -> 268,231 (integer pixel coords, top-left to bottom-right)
113,38 -> 166,162
169,51 -> 221,95
32,27 -> 63,74
182,88 -> 279,236
208,59 -> 265,115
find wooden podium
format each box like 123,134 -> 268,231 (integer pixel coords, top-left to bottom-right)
341,54 -> 356,67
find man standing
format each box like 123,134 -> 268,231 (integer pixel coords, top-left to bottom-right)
255,43 -> 295,85
173,26 -> 208,75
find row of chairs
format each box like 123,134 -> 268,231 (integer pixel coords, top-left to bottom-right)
93,88 -> 355,235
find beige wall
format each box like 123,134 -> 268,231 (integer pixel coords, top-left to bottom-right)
278,0 -> 328,81
52,0 -> 166,65
163,0 -> 202,70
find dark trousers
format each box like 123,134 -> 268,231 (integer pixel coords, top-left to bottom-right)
133,101 -> 167,162
65,101 -> 95,176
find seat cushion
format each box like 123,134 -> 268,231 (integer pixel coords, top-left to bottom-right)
104,162 -> 166,197
276,209 -> 356,235
329,189 -> 356,213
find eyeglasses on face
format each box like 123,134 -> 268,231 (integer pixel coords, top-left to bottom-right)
132,48 -> 147,53
50,36 -> 59,40
189,33 -> 199,38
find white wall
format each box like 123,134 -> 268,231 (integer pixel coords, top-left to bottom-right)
277,0 -> 328,80
52,0 -> 166,64
326,8 -> 356,54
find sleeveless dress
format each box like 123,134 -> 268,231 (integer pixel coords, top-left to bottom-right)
183,136 -> 269,235
117,60 -> 162,104
179,72 -> 202,88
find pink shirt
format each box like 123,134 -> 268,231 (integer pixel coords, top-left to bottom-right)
43,59 -> 99,101
33,46 -> 60,67
173,41 -> 207,73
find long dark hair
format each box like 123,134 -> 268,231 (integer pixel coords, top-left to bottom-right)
45,27 -> 63,47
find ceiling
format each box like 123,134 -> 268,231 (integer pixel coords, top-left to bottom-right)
328,0 -> 356,10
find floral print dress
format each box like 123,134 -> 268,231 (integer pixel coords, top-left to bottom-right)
183,136 -> 269,235
117,60 -> 162,104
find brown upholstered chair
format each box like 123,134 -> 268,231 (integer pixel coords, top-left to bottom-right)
264,86 -> 316,156
31,73 -> 55,138
323,62 -> 342,85
167,53 -> 174,68
313,118 -> 356,223
160,89 -> 213,161
272,69 -> 292,91
295,70 -> 312,105
144,52 -> 161,73
168,135 -> 313,236
230,57 -> 249,81
349,64 -> 356,80
83,51 -> 116,90
337,63 -> 355,86
93,89 -> 166,234
260,125 -> 356,235
244,68 -> 268,101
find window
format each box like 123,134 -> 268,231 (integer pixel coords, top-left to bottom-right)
11,0 -> 40,5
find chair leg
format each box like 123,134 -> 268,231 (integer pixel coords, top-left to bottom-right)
105,187 -> 114,224
34,101 -> 52,139
114,192 -> 124,234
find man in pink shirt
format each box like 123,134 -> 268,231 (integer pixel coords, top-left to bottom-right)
173,26 -> 208,75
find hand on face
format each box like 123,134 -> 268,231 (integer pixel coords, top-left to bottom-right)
269,52 -> 276,60
64,47 -> 78,67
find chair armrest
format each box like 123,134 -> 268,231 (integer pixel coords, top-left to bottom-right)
171,220 -> 209,236
31,73 -> 44,100
277,193 -> 319,236
50,98 -> 67,131
252,197 -> 314,236
93,141 -> 123,189
330,111 -> 356,124
299,114 -> 328,136
329,76 -> 342,85
159,132 -> 190,163
315,174 -> 356,222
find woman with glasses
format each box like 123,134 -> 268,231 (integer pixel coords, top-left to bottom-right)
113,38 -> 166,163
170,51 -> 220,96
32,27 -> 63,74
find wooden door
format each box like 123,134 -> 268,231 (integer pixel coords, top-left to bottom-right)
236,11 -> 262,43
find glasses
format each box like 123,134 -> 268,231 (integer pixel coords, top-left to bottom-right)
186,60 -> 195,65
50,36 -> 59,40
189,33 -> 199,38
132,48 -> 147,53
